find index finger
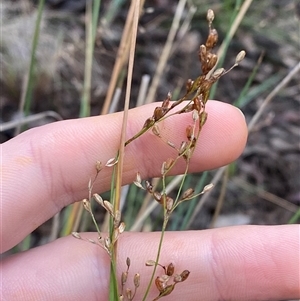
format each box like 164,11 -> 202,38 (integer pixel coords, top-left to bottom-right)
1,101 -> 247,252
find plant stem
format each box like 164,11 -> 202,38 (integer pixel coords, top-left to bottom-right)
23,0 -> 45,116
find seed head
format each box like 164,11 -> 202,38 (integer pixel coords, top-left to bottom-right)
121,271 -> 128,285
126,257 -> 131,268
134,273 -> 140,288
83,199 -> 91,213
235,50 -> 246,64
207,9 -> 215,23
180,270 -> 190,282
166,263 -> 175,276
182,188 -> 194,200
93,193 -> 104,207
145,260 -> 155,266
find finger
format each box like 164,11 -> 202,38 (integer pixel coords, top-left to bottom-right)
2,101 -> 247,252
2,225 -> 299,300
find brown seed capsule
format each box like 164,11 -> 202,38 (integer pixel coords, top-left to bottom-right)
193,96 -> 201,112
180,270 -> 190,282
206,28 -> 218,50
155,276 -> 166,292
126,288 -> 132,300
182,188 -> 194,200
199,44 -> 207,65
207,53 -> 218,71
103,200 -> 114,216
83,199 -> 91,213
155,276 -> 169,292
153,106 -> 167,121
114,210 -> 121,228
200,111 -> 208,127
166,263 -> 175,276
153,191 -> 162,203
93,193 -> 104,207
134,273 -> 140,288
121,271 -> 128,285
162,92 -> 171,108
95,160 -> 102,172
126,257 -> 131,268
145,181 -> 153,193
186,124 -> 193,141
166,196 -> 174,212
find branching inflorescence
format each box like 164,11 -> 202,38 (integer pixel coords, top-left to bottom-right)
72,9 -> 245,301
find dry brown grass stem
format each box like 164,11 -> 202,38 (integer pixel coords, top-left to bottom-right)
248,61 -> 300,132
216,0 -> 253,60
2,111 -> 62,131
145,0 -> 187,104
232,178 -> 299,213
101,0 -> 145,115
114,0 -> 141,256
49,212 -> 60,241
186,166 -> 227,228
210,165 -> 229,228
136,74 -> 151,106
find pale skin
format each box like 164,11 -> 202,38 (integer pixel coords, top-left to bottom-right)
1,101 -> 299,300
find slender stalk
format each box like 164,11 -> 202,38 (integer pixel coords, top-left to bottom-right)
80,0 -> 101,117
210,0 -> 253,98
15,0 -> 45,137
23,0 -> 45,116
142,173 -> 169,301
145,0 -> 187,104
108,2 -> 141,299
113,0 -> 140,253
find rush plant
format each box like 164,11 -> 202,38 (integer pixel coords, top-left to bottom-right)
73,9 -> 245,301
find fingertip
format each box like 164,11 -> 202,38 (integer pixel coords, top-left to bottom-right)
201,101 -> 248,166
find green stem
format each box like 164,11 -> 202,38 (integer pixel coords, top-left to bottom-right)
142,218 -> 168,301
24,0 -> 45,116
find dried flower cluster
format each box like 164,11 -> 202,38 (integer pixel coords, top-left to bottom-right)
119,257 -> 141,301
145,261 -> 190,301
72,192 -> 125,257
74,8 -> 245,301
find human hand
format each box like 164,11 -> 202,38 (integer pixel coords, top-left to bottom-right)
1,101 -> 299,300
